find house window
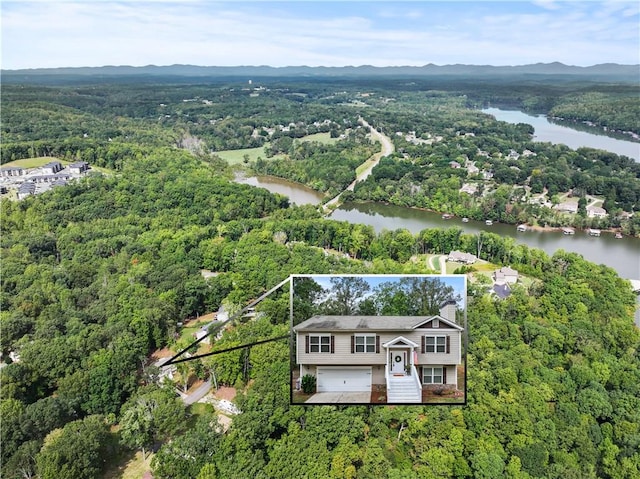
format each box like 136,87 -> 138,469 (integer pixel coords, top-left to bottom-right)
425,336 -> 446,353
309,335 -> 332,353
423,366 -> 443,384
432,319 -> 439,328
354,335 -> 376,353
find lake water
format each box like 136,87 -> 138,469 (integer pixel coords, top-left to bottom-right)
233,108 -> 640,323
238,173 -> 639,281
482,108 -> 640,162
330,201 -> 639,280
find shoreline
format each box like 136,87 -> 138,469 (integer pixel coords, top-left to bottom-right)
349,200 -> 637,239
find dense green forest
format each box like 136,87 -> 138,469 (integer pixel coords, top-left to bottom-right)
1,77 -> 639,478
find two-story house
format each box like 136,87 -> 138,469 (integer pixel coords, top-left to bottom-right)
293,300 -> 464,403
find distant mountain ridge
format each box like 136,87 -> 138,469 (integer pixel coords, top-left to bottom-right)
3,62 -> 639,79
2,62 -> 640,76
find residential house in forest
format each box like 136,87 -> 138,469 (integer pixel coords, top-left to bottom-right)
587,205 -> 608,218
41,161 -> 63,175
294,300 -> 464,403
447,250 -> 477,264
494,266 -> 519,285
555,202 -> 578,214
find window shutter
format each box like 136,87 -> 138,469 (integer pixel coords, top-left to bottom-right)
443,367 -> 447,384
446,335 -> 450,354
330,335 -> 335,354
375,335 -> 380,354
305,335 -> 309,354
421,336 -> 426,354
351,335 -> 355,354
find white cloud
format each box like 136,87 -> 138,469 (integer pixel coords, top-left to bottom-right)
1,1 -> 638,69
532,0 -> 561,10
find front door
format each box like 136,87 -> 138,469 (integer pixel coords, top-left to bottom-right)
390,350 -> 406,374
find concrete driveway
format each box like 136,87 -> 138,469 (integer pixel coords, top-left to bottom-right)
305,392 -> 371,404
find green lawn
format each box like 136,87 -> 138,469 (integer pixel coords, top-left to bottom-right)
175,317 -> 214,354
296,132 -> 339,145
3,157 -> 114,175
213,145 -> 270,164
3,157 -> 66,168
188,402 -> 215,417
355,157 -> 377,177
102,450 -> 154,479
214,132 -> 337,165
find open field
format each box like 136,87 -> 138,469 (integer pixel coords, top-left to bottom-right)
177,316 -> 213,345
214,132 -> 337,164
102,450 -> 154,479
3,156 -> 114,175
213,145 -> 270,164
2,157 -> 66,168
297,132 -> 339,145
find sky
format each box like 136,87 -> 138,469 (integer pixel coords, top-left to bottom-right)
1,1 -> 639,70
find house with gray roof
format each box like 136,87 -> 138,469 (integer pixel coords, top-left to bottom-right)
447,250 -> 477,265
587,205 -> 607,218
293,301 -> 463,403
17,182 -> 36,200
1,167 -> 25,178
494,266 -> 519,285
69,161 -> 89,174
41,161 -> 63,175
554,202 -> 578,214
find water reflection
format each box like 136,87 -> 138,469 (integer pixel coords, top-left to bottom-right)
482,108 -> 640,162
331,202 -> 639,281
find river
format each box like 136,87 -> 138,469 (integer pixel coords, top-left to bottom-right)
482,108 -> 640,162
235,173 -> 325,205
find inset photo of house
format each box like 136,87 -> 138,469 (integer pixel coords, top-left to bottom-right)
290,274 -> 467,405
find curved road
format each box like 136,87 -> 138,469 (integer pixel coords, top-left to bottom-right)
324,118 -> 394,211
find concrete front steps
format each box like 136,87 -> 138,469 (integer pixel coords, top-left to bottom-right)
387,376 -> 421,403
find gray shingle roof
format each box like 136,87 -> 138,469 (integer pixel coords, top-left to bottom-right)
294,315 -> 462,331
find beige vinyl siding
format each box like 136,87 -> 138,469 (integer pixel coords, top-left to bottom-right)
297,329 -> 462,366
421,365 -> 458,386
417,328 -> 462,365
297,332 -> 385,365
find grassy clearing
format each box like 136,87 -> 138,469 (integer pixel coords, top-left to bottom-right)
177,325 -> 206,346
215,132 -> 337,165
355,157 -> 377,177
296,132 -> 339,145
3,157 -> 66,168
468,261 -> 498,273
214,146 -> 269,165
3,157 -> 114,175
188,402 -> 215,417
102,450 -> 153,479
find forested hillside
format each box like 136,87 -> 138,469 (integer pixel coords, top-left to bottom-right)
1,78 -> 639,478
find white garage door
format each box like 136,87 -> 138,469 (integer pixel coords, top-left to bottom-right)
316,367 -> 372,392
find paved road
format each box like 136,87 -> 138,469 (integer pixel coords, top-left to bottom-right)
182,379 -> 212,405
324,117 -> 394,211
